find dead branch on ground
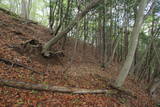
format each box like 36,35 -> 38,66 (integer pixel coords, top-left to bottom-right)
0,57 -> 43,75
0,78 -> 136,99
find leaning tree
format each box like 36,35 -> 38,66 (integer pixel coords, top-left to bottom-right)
41,0 -> 103,57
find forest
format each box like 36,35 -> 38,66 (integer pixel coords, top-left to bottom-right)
0,0 -> 160,106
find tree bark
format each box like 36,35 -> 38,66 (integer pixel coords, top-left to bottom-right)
101,0 -> 106,68
42,0 -> 103,56
114,0 -> 148,87
21,0 -> 26,18
21,0 -> 31,19
9,0 -> 16,13
49,0 -> 58,31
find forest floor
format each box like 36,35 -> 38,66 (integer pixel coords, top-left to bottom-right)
0,8 -> 156,107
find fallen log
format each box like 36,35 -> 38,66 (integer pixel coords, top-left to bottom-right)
0,78 -> 112,94
0,78 -> 137,99
0,58 -> 43,74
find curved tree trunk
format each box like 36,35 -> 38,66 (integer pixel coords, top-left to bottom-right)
114,0 -> 148,87
42,0 -> 103,56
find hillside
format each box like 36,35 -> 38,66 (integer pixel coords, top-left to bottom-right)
0,8 -> 155,107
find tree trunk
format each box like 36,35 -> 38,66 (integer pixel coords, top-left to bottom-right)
114,0 -> 147,87
49,0 -> 58,31
9,0 -> 16,13
42,0 -> 102,56
104,36 -> 120,68
123,2 -> 129,59
21,0 -> 31,19
61,0 -> 71,49
83,15 -> 87,53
